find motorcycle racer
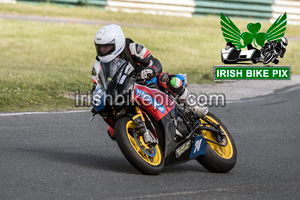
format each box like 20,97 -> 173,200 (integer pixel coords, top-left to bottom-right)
259,37 -> 288,64
91,24 -> 208,143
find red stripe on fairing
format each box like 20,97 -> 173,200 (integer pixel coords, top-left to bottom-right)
143,50 -> 150,58
132,84 -> 175,121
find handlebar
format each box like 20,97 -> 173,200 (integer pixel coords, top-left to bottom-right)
135,73 -> 147,83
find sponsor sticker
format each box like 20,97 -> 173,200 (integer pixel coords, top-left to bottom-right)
189,136 -> 207,159
175,140 -> 191,158
135,88 -> 165,114
119,75 -> 127,84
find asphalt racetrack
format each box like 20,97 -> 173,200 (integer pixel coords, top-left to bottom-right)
1,86 -> 300,200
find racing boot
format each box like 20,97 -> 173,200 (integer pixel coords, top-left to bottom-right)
178,88 -> 208,118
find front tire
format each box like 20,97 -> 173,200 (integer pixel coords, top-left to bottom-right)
114,116 -> 164,175
197,113 -> 237,173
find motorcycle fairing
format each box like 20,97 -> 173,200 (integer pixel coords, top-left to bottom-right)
132,84 -> 175,121
93,84 -> 106,112
164,132 -> 208,165
221,47 -> 257,63
221,47 -> 240,63
145,76 -> 158,85
189,135 -> 207,159
158,108 -> 177,165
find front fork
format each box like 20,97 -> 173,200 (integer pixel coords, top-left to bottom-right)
131,106 -> 158,143
132,106 -> 147,134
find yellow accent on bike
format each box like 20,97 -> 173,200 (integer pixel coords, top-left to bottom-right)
135,106 -> 145,122
126,120 -> 162,166
200,116 -> 233,159
132,114 -> 141,121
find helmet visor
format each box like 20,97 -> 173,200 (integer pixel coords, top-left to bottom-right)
95,40 -> 116,57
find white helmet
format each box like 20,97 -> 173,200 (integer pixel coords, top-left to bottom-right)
94,24 -> 125,63
281,37 -> 288,48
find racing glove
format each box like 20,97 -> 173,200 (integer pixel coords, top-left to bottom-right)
140,68 -> 155,80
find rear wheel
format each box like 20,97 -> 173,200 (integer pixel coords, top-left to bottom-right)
197,113 -> 237,173
114,116 -> 164,175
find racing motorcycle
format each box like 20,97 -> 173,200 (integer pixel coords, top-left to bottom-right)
259,37 -> 288,64
91,58 -> 237,175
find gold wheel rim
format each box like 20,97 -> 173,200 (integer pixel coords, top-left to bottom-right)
126,120 -> 162,166
200,116 -> 233,159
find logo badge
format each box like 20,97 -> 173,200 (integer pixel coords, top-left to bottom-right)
220,12 -> 288,65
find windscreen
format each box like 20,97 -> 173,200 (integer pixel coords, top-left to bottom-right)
97,58 -> 127,90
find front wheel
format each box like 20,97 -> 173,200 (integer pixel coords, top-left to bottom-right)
114,116 -> 164,175
197,113 -> 237,173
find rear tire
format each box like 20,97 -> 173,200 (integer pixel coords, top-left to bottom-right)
114,116 -> 164,175
197,113 -> 237,173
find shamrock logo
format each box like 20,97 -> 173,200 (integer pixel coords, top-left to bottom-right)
220,12 -> 287,49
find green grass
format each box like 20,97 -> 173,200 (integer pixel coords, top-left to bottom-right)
1,3 -> 300,112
